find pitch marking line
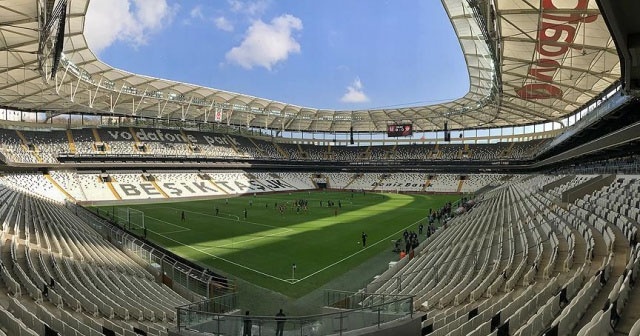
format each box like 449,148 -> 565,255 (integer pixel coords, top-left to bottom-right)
148,229 -> 291,283
155,206 -> 296,251
226,214 -> 240,221
152,213 -> 429,284
287,215 -> 430,285
160,229 -> 192,234
208,229 -> 293,249
140,205 -> 431,285
164,206 -> 294,232
112,213 -> 191,234
239,195 -> 433,212
144,215 -> 192,232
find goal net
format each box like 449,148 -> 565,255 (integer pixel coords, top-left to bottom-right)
113,207 -> 145,232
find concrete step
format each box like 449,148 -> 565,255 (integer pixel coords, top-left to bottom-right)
569,227 -> 588,268
616,280 -> 640,334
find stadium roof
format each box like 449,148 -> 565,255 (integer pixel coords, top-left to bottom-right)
0,0 -> 620,132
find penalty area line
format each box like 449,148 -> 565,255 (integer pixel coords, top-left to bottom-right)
291,215 -> 431,285
147,229 -> 292,283
144,215 -> 192,231
204,228 -> 293,250
165,206 -> 292,231
157,228 -> 192,234
112,213 -> 191,232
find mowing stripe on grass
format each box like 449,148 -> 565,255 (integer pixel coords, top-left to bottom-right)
117,192 -> 456,296
148,228 -> 292,283
144,215 -> 192,232
242,195 -> 430,211
210,228 -> 293,249
150,213 -> 430,285
112,212 -> 192,234
289,215 -> 429,284
164,206 -> 294,231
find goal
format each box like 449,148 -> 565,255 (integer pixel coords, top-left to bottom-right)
113,207 -> 145,232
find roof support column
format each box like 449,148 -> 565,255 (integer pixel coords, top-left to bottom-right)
89,78 -> 102,108
202,108 -> 209,123
159,100 -> 169,118
69,73 -> 81,102
54,64 -> 69,94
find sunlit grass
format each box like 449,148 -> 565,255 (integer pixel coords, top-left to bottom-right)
101,191 -> 460,297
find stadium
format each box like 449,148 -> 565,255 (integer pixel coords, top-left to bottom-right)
0,0 -> 640,335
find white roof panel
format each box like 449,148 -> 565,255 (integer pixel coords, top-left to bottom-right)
0,0 -> 620,132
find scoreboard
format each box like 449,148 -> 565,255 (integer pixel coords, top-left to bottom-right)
387,124 -> 413,137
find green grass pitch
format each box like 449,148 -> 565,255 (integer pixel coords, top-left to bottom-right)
101,191 -> 461,298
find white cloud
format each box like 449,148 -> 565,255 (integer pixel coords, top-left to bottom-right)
84,0 -> 177,54
214,16 -> 234,32
134,0 -> 173,29
190,5 -> 204,20
228,0 -> 270,17
225,14 -> 302,70
228,0 -> 243,12
341,78 -> 370,103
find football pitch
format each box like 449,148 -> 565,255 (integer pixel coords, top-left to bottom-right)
100,191 -> 461,298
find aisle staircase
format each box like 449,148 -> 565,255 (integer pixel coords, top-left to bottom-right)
343,174 -> 360,190
421,176 -> 433,192
44,173 -> 75,202
273,142 -> 289,159
247,138 -> 265,156
225,135 -> 241,155
104,176 -> 122,200
66,130 -> 77,154
371,175 -> 386,191
456,178 -> 465,193
15,130 -> 43,163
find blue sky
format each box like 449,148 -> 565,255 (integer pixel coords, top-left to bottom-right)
84,0 -> 469,110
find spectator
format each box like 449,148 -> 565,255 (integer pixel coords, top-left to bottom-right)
243,311 -> 251,336
275,309 -> 286,336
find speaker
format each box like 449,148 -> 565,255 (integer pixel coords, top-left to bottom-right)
443,122 -> 450,142
350,126 -> 354,145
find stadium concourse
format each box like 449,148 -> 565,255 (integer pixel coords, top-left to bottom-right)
0,126 -> 547,164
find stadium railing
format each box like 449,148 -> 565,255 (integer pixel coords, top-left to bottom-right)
66,201 -> 233,301
176,290 -> 414,335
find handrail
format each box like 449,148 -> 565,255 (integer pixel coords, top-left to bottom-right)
176,290 -> 414,335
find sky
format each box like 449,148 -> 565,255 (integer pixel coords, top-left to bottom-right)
84,0 -> 470,111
